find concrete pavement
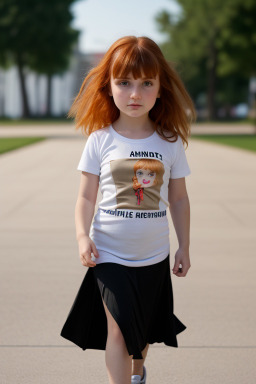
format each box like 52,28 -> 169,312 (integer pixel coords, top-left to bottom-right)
0,124 -> 256,383
0,122 -> 255,137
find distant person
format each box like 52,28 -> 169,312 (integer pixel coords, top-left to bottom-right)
60,35 -> 195,384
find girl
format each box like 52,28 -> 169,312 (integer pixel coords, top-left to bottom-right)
60,36 -> 195,384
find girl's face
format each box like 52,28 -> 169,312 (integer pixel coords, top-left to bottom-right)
136,168 -> 156,188
109,72 -> 160,119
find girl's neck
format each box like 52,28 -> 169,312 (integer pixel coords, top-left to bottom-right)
112,115 -> 156,138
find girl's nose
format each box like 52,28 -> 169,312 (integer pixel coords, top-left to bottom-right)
130,87 -> 141,100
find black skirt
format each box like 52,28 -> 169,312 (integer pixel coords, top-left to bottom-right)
60,254 -> 186,359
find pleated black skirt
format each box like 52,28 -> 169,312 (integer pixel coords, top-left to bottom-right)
60,254 -> 186,359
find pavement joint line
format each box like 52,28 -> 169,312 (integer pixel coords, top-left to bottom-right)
218,202 -> 245,225
0,345 -> 256,349
2,192 -> 40,218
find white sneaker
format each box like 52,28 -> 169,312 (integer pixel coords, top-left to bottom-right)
131,366 -> 147,384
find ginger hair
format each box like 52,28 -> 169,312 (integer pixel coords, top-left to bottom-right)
68,36 -> 196,147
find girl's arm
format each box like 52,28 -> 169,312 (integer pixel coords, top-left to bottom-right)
75,171 -> 100,267
168,177 -> 191,277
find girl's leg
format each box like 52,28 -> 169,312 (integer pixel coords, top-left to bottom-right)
132,343 -> 149,377
102,299 -> 133,384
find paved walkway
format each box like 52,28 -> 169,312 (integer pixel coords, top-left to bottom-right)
0,124 -> 256,383
0,122 -> 255,137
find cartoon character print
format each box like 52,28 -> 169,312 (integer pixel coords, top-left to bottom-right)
132,159 -> 164,205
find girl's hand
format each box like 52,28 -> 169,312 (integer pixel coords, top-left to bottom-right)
78,235 -> 99,268
172,247 -> 191,277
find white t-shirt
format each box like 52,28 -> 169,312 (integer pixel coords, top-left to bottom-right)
77,125 -> 191,267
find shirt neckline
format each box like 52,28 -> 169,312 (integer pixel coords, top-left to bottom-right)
109,124 -> 157,143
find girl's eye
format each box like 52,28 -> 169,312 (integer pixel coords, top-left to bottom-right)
137,171 -> 143,176
149,172 -> 155,177
143,81 -> 153,87
119,81 -> 129,86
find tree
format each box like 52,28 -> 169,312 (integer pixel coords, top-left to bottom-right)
27,2 -> 79,116
0,0 -> 79,118
218,0 -> 256,77
155,0 -> 254,119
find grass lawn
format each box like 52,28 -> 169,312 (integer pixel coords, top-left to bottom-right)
191,134 -> 256,153
0,137 -> 46,154
194,118 -> 255,125
0,118 -> 72,125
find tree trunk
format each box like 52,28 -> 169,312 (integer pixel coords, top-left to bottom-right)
46,74 -> 52,116
35,74 -> 40,116
207,39 -> 218,120
16,53 -> 30,118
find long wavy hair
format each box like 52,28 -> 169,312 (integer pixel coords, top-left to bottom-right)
68,36 -> 196,147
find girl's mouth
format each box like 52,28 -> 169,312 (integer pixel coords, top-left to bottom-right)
143,179 -> 150,184
128,104 -> 142,108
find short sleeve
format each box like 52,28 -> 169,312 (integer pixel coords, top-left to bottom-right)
170,136 -> 191,179
77,133 -> 101,175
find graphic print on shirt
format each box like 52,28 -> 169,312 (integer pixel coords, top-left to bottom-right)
110,158 -> 165,210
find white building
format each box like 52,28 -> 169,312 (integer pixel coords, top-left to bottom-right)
0,50 -> 104,118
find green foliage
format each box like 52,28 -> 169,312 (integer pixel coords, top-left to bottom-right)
156,0 -> 236,78
155,0 -> 256,113
0,0 -> 79,74
218,0 -> 256,76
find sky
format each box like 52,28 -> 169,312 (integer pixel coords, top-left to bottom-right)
71,0 -> 181,53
